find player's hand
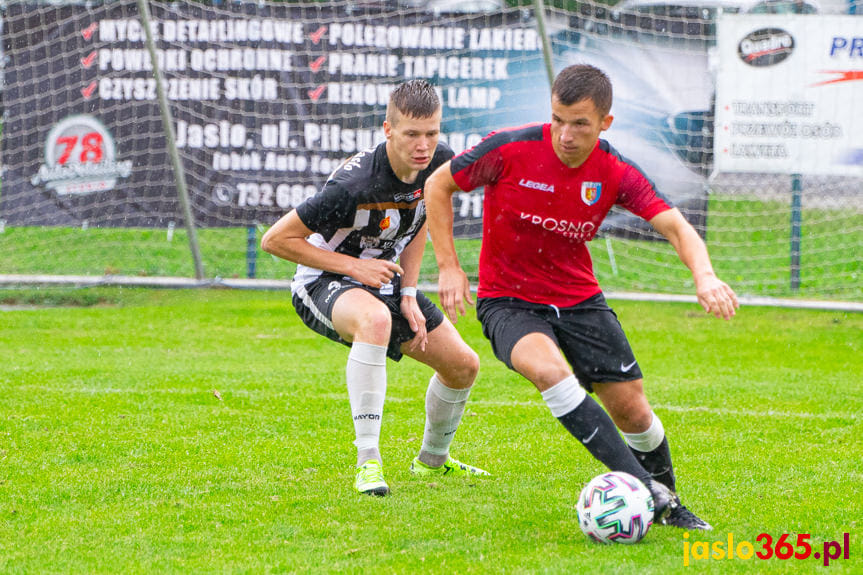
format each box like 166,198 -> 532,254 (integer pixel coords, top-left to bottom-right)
438,267 -> 473,323
696,274 -> 739,320
350,259 -> 404,289
400,296 -> 428,353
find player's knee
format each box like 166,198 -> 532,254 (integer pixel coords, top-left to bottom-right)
629,410 -> 654,433
452,349 -> 481,387
440,347 -> 479,389
354,305 -> 392,342
462,348 -> 480,384
519,363 -> 572,390
611,399 -> 653,432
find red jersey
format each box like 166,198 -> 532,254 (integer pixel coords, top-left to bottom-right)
451,123 -> 671,307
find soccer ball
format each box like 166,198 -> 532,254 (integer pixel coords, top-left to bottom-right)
576,471 -> 655,544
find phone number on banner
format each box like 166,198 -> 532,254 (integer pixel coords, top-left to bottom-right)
214,182 -> 316,209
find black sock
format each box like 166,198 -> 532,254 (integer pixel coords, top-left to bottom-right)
629,437 -> 676,492
557,395 -> 649,483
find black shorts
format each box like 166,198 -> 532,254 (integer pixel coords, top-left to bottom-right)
292,272 -> 445,361
476,293 -> 642,392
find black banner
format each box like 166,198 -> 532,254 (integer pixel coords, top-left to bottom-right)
1,1 -> 544,234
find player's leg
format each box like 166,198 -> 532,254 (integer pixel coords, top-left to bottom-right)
478,296 -> 673,520
509,332 -> 654,483
593,379 -> 676,492
555,296 -> 709,529
593,380 -> 709,528
399,307 -> 487,476
331,288 -> 393,496
476,297 -> 654,483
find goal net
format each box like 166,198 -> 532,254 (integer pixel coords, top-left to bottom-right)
1,0 -> 860,302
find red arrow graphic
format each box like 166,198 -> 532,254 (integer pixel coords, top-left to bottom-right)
81,81 -> 97,99
309,55 -> 326,73
81,51 -> 98,68
81,22 -> 98,41
811,70 -> 863,87
309,26 -> 327,44
308,85 -> 326,102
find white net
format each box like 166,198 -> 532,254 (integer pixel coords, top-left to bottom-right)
546,2 -> 863,301
1,0 -> 545,279
1,0 -> 861,301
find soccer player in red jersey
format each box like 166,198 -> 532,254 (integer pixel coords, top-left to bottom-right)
425,64 -> 738,529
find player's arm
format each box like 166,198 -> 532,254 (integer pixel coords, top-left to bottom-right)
425,160 -> 473,323
649,208 -> 739,319
398,222 -> 429,352
260,210 -> 403,288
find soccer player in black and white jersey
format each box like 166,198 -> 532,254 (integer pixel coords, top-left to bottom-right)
262,80 -> 488,496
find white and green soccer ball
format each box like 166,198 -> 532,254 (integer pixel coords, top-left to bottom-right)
576,471 -> 655,544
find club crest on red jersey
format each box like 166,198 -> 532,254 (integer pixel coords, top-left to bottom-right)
581,182 -> 602,206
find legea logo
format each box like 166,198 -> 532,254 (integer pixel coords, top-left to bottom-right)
738,28 -> 794,67
518,178 -> 555,193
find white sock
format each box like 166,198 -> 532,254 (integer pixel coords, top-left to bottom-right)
623,412 -> 665,452
419,374 -> 471,467
540,374 -> 587,418
346,342 -> 387,466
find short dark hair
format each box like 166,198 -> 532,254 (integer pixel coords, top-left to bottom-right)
551,65 -> 613,117
386,79 -> 441,125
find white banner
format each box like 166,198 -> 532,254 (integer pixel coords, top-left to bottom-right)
714,15 -> 863,175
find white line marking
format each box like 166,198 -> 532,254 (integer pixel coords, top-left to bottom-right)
360,396 -> 858,421
16,388 -> 860,421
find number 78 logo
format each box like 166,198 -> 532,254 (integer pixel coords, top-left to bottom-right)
45,114 -> 114,167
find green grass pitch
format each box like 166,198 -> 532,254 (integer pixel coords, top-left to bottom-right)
0,287 -> 860,573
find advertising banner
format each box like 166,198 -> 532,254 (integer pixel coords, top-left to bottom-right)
714,15 -> 863,175
1,1 -> 545,233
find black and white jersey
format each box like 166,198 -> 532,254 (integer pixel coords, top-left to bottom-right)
291,140 -> 453,293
